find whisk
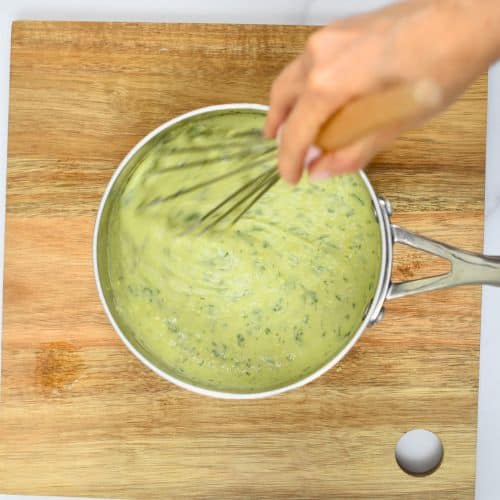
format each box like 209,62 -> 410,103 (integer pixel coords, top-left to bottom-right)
146,80 -> 440,235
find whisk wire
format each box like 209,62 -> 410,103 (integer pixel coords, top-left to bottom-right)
230,171 -> 280,227
141,148 -> 276,209
182,168 -> 278,236
153,142 -> 275,173
141,129 -> 280,233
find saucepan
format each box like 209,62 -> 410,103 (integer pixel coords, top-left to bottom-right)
93,104 -> 500,399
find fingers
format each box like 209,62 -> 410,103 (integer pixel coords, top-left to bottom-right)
276,57 -> 369,185
264,0 -> 466,185
276,91 -> 334,184
276,49 -> 376,184
308,136 -> 377,180
264,56 -> 308,138
307,125 -> 403,180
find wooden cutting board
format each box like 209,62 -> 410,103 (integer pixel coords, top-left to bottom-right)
1,21 -> 486,498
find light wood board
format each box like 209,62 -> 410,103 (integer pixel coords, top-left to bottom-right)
0,21 -> 486,498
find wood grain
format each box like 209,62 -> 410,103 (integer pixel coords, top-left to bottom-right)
1,21 -> 486,498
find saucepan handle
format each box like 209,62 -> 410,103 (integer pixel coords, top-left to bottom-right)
387,225 -> 500,300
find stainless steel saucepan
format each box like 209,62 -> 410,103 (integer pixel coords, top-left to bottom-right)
93,104 -> 500,399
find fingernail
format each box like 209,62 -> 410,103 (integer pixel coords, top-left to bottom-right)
309,169 -> 332,182
303,145 -> 322,169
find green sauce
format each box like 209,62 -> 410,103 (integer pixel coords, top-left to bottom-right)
105,109 -> 381,393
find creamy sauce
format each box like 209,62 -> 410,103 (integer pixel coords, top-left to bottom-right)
105,109 -> 381,393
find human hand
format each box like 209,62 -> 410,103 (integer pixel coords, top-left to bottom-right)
265,0 -> 500,184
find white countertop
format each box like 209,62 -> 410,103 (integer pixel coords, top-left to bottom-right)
0,1 -> 498,499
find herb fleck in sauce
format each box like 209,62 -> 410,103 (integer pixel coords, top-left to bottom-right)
106,110 -> 381,393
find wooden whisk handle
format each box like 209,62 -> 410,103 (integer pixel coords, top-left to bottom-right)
315,80 -> 442,152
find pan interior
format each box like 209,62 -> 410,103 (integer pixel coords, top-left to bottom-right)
97,108 -> 382,394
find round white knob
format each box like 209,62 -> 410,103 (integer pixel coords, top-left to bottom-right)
395,429 -> 443,475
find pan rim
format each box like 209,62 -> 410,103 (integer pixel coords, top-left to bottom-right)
93,103 -> 392,399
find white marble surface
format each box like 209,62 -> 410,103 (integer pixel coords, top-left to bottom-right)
476,61 -> 500,500
0,1 -> 498,499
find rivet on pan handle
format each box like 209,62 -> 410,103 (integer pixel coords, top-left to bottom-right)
387,225 -> 500,300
